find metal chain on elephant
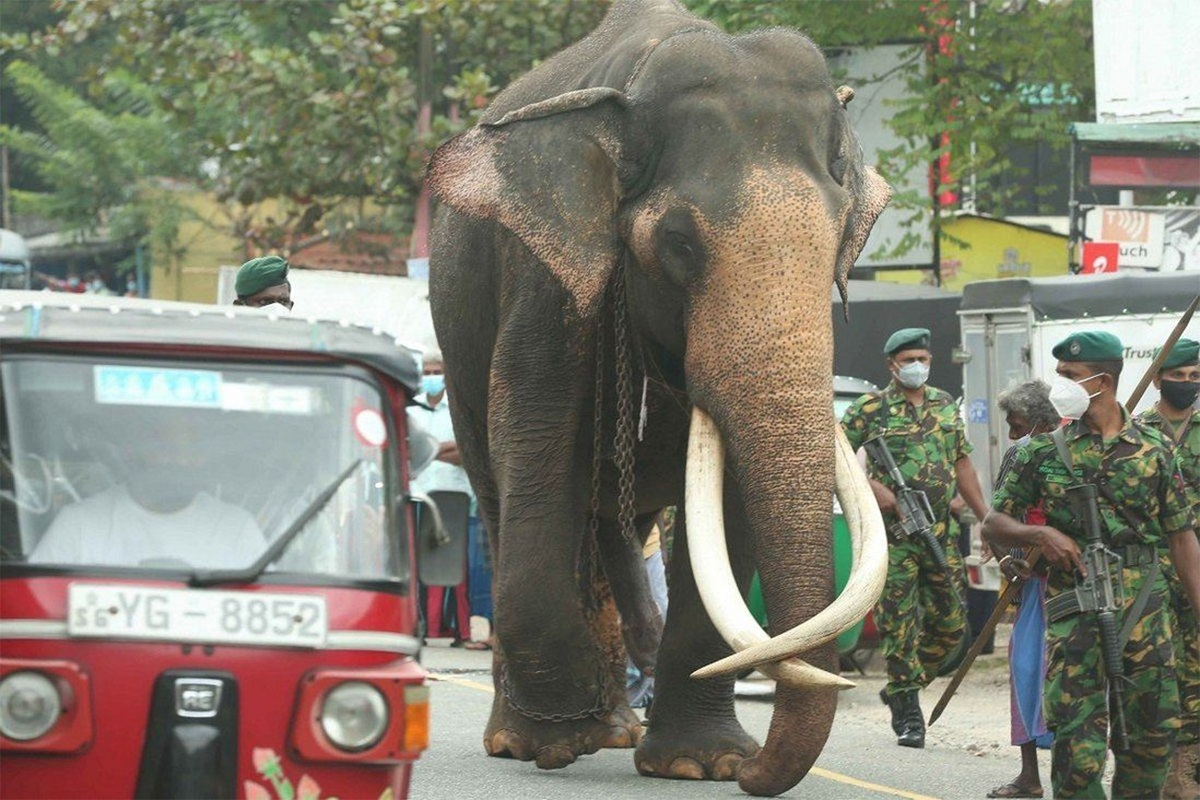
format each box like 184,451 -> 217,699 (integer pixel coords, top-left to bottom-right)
500,261 -> 638,725
499,663 -> 610,723
612,257 -> 639,548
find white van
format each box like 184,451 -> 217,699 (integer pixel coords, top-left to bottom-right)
0,228 -> 32,290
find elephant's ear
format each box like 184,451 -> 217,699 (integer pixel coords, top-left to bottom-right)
427,88 -> 629,319
834,165 -> 891,316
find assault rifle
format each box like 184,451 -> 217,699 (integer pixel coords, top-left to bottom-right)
1065,482 -> 1131,752
862,435 -> 955,580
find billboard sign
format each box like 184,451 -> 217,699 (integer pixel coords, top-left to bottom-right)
1081,241 -> 1120,274
1083,206 -> 1200,271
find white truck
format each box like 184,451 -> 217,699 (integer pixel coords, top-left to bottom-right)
956,271 -> 1198,589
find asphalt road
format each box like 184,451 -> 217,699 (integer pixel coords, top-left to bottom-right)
409,638 -> 1048,800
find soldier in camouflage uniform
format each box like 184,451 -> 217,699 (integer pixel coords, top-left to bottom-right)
1137,338 -> 1200,799
842,327 -> 989,749
986,331 -> 1200,799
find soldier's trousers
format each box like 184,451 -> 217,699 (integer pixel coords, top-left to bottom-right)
1165,556 -> 1200,747
874,523 -> 968,696
1044,568 -> 1180,799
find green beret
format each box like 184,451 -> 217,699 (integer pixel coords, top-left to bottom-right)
883,327 -> 931,356
235,255 -> 289,297
1051,331 -> 1123,362
1161,338 -> 1199,370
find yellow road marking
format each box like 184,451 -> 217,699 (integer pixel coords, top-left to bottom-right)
809,767 -> 940,800
429,671 -> 940,800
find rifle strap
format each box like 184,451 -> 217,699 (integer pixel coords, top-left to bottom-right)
1051,428 -> 1146,538
1117,559 -> 1160,651
1051,427 -> 1076,479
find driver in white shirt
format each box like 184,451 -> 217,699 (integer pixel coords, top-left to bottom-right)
30,411 -> 266,569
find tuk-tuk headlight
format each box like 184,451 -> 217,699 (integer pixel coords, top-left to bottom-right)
0,671 -> 61,742
320,681 -> 388,751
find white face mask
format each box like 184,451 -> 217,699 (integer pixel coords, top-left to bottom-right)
895,361 -> 930,389
1048,373 -> 1103,419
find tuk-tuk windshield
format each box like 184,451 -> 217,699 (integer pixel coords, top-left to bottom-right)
1,355 -> 404,583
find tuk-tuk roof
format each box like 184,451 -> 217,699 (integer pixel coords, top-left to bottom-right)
959,272 -> 1199,320
0,290 -> 422,393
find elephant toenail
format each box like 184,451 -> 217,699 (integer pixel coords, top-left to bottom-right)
487,730 -> 532,761
535,744 -> 577,769
667,756 -> 706,780
712,752 -> 743,781
605,726 -> 632,748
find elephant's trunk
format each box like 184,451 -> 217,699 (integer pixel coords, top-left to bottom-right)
688,386 -> 841,796
681,166 -> 886,795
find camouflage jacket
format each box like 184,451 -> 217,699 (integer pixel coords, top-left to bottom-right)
1137,405 -> 1200,514
992,410 -> 1194,596
840,382 -> 971,523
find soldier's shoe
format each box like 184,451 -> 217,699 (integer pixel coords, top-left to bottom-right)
880,688 -> 904,736
896,691 -> 925,749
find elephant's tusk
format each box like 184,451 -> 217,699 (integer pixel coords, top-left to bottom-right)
690,417 -> 887,681
684,407 -> 854,692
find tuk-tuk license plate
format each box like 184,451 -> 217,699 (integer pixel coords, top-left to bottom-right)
68,584 -> 328,648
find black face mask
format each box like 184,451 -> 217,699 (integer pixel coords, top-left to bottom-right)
1161,378 -> 1200,411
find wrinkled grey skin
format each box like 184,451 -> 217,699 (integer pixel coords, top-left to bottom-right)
426,0 -> 889,795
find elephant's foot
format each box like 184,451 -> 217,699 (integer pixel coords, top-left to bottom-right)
634,720 -> 760,781
484,702 -> 643,770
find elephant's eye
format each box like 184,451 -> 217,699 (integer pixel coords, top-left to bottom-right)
665,231 -> 694,258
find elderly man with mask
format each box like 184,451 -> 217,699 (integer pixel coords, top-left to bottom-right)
232,255 -> 293,310
985,331 -> 1200,799
842,326 -> 989,748
1137,337 -> 1200,799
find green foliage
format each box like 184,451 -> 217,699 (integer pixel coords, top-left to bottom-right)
5,0 -> 608,250
6,0 -> 1094,260
683,0 -> 1096,252
0,59 -> 199,267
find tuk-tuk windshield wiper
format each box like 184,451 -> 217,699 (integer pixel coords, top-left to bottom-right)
188,459 -> 364,587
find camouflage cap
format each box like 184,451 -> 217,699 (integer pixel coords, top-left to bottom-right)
235,255 -> 289,297
1160,337 -> 1199,370
883,327 -> 931,356
1051,331 -> 1123,362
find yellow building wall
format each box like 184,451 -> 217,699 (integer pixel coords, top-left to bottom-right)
875,216 -> 1069,291
147,189 -> 246,303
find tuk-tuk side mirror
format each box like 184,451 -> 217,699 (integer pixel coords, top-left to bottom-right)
410,490 -> 469,587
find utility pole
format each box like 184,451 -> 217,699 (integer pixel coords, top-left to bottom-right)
1,144 -> 11,229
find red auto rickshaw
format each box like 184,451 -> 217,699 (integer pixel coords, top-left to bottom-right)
0,291 -> 452,799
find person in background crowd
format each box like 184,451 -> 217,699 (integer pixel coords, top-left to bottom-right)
83,270 -> 111,295
985,331 -> 1200,799
985,380 -> 1061,800
34,269 -> 85,293
232,255 -> 293,310
1136,337 -> 1200,799
626,516 -> 669,712
411,349 -> 489,650
841,326 -> 989,749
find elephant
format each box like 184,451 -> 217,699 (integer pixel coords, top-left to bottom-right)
425,0 -> 891,795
